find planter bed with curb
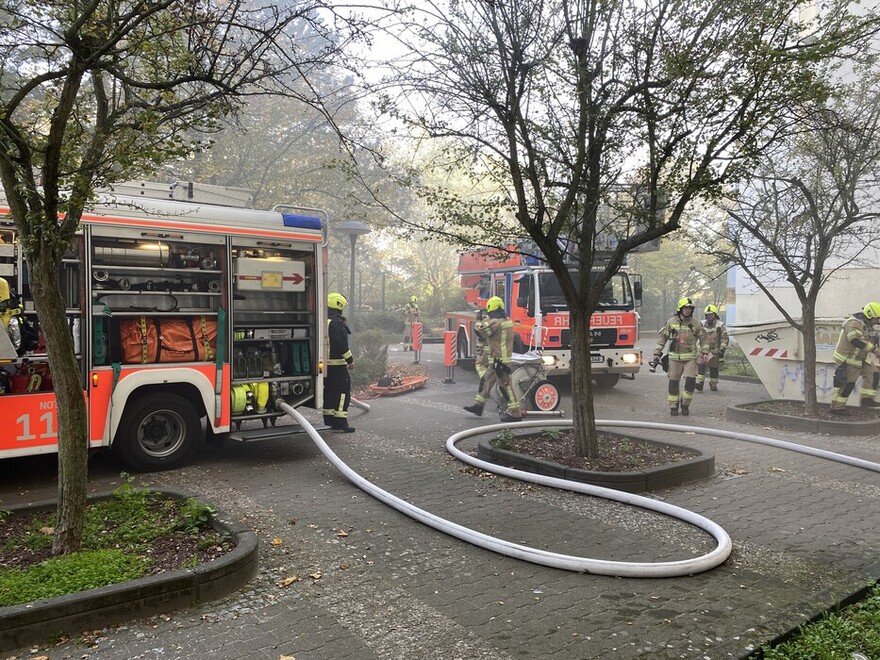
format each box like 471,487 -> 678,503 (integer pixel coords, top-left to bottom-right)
477,434 -> 715,493
0,488 -> 258,653
727,400 -> 880,435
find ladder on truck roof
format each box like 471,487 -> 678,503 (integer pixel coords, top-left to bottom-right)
101,180 -> 256,208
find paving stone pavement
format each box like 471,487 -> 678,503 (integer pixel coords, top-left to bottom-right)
1,341 -> 879,659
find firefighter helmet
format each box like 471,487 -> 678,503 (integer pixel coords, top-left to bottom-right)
327,292 -> 347,311
704,304 -> 719,316
410,295 -> 418,303
863,302 -> 880,320
676,297 -> 695,313
0,278 -> 10,310
486,296 -> 504,313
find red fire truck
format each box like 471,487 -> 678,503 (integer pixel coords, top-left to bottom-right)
446,246 -> 644,388
0,181 -> 327,470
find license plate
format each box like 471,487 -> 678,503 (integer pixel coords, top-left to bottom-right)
590,355 -> 604,363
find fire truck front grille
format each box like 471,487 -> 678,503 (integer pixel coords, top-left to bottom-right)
560,328 -> 617,348
591,328 -> 618,347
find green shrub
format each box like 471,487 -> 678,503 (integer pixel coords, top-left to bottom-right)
351,327 -> 389,389
720,343 -> 758,377
175,498 -> 216,535
357,310 -> 404,334
492,429 -> 516,450
540,428 -> 564,441
0,549 -> 148,606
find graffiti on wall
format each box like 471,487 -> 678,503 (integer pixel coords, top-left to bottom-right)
777,363 -> 851,402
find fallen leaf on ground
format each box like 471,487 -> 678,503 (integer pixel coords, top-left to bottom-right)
309,571 -> 323,580
279,576 -> 302,587
271,537 -> 284,546
39,526 -> 53,535
337,529 -> 349,537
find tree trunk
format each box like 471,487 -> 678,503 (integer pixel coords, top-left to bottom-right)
801,306 -> 819,417
569,307 -> 598,458
29,250 -> 89,555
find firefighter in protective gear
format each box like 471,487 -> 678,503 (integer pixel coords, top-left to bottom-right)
463,296 -> 522,421
0,277 -> 23,354
653,297 -> 709,416
473,308 -> 490,382
323,292 -> 356,432
696,304 -> 728,392
829,302 -> 880,412
403,295 -> 420,351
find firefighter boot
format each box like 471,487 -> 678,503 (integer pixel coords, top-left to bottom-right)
464,403 -> 484,417
709,382 -> 718,392
680,405 -> 690,416
670,403 -> 679,416
861,397 -> 880,408
694,380 -> 704,392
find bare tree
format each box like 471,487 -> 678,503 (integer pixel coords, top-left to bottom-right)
0,0 -> 358,554
694,65 -> 880,416
628,238 -> 725,331
367,0 -> 877,456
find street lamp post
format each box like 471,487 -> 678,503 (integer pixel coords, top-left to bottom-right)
336,220 -> 371,327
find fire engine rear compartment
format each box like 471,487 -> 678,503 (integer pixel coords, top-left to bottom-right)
0,184 -> 326,471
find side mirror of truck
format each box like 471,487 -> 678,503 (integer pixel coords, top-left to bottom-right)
633,280 -> 642,301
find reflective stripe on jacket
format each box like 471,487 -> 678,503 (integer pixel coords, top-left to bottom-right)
486,316 -> 515,364
655,315 -> 705,361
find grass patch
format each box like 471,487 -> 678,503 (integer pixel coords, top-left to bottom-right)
0,477 -> 230,607
0,549 -> 147,604
758,583 -> 880,659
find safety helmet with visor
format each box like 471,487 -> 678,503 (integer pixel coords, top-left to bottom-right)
863,301 -> 880,321
676,297 -> 695,313
327,292 -> 348,311
486,296 -> 505,313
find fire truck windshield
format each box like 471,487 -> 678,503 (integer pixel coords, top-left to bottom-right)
531,271 -> 632,312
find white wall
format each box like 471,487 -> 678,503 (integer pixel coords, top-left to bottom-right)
732,267 -> 879,325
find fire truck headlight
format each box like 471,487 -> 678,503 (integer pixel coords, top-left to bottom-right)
541,355 -> 557,367
622,352 -> 639,365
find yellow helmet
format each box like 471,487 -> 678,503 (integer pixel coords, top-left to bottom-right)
704,304 -> 719,316
327,292 -> 347,311
676,297 -> 695,313
863,302 -> 880,320
410,295 -> 418,303
0,277 -> 10,309
486,296 -> 504,313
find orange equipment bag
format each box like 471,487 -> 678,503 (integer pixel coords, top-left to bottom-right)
121,316 -> 217,364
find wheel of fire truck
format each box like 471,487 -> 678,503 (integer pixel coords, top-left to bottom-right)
115,392 -> 201,471
528,379 -> 561,412
593,373 -> 621,389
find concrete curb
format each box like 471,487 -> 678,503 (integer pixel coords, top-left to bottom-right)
0,488 -> 259,652
477,434 -> 715,493
727,401 -> 880,436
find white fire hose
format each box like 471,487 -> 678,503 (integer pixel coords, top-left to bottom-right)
275,401 -> 880,577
